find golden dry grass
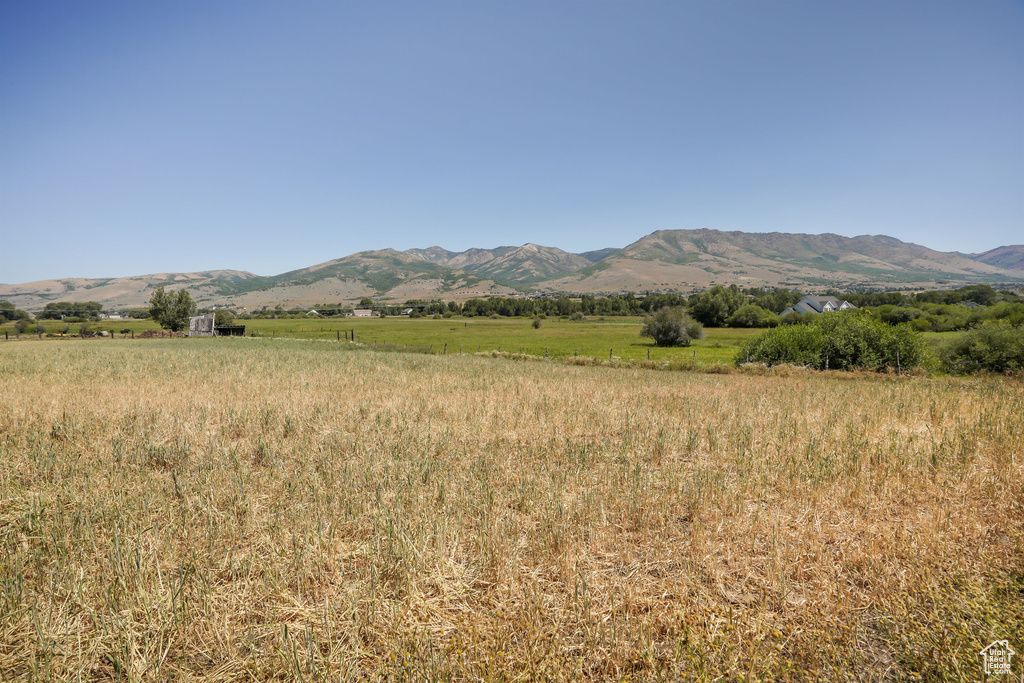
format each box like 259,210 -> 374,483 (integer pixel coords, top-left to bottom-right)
0,338 -> 1021,681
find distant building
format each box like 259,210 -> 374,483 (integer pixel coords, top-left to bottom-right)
958,301 -> 983,309
351,309 -> 379,317
780,296 -> 857,317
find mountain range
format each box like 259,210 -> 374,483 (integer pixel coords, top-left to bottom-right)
1,230 -> 1021,311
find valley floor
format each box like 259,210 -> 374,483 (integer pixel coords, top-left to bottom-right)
0,339 -> 1021,680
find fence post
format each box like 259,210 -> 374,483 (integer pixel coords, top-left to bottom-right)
545,347 -> 548,358
896,350 -> 901,375
647,349 -> 650,360
610,348 -> 613,361
693,350 -> 696,369
443,343 -> 447,355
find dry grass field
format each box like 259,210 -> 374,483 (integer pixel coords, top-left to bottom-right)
1,338 -> 1021,681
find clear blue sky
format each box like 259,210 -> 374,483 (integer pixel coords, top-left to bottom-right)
2,0 -> 1021,283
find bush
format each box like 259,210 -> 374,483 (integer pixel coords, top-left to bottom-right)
877,306 -> 925,325
532,317 -> 542,329
938,321 -> 1024,374
727,304 -> 777,328
640,307 -> 704,347
780,311 -> 817,326
738,313 -> 929,371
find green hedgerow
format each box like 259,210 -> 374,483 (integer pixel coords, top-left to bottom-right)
738,312 -> 930,371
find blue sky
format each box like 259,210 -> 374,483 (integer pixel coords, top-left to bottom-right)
1,0 -> 1021,283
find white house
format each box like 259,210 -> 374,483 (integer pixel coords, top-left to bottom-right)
780,296 -> 857,317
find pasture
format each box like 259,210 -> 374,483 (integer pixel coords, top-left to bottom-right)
0,339 -> 1021,680
3,316 -> 764,364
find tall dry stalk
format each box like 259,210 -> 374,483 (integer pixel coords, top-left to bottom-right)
0,339 -> 1021,681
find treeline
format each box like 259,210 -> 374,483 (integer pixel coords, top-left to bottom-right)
0,301 -> 30,323
8,283 -> 1022,331
38,301 -> 104,320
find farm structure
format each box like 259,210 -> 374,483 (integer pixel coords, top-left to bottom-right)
188,314 -> 246,337
188,314 -> 216,337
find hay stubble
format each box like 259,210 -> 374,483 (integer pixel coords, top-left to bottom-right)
0,339 -> 1021,680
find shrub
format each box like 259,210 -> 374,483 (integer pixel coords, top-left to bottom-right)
727,304 -> 777,328
938,321 -> 1024,374
877,306 -> 925,325
738,313 -> 929,371
780,311 -> 817,326
640,307 -> 704,347
531,317 -> 542,329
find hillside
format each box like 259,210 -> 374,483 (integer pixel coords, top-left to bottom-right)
0,251 -> 519,311
405,243 -> 595,285
0,270 -> 259,312
2,230 -> 1022,311
542,230 -> 1023,292
971,245 -> 1024,271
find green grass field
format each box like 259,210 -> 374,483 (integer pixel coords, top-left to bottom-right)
245,317 -> 767,364
2,315 -> 957,367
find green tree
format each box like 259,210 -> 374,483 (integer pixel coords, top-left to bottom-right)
688,285 -> 745,327
727,304 -> 776,328
39,301 -> 102,320
640,307 -> 704,347
149,287 -> 196,332
0,301 -> 30,322
214,310 -> 235,327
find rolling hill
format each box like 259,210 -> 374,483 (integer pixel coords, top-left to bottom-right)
406,243 -> 594,285
1,230 -> 1021,311
543,230 -> 1022,292
971,245 -> 1024,271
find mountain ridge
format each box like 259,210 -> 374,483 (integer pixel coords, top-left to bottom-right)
1,230 -> 1021,311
